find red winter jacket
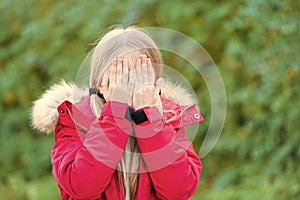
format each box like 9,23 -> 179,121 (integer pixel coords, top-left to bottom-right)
31,81 -> 203,200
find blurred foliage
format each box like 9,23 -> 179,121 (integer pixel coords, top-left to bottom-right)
0,0 -> 299,199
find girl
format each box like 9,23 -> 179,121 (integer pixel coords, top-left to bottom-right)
31,26 -> 204,200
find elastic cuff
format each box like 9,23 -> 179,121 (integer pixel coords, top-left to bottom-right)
131,109 -> 148,124
140,106 -> 164,123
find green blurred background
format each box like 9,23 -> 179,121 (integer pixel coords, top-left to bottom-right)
0,0 -> 299,199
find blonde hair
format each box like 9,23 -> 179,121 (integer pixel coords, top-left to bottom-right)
89,26 -> 162,117
89,26 -> 163,199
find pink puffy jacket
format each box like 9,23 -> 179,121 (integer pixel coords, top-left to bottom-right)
32,81 -> 204,200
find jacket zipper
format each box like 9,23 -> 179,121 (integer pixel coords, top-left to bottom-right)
65,106 -> 89,133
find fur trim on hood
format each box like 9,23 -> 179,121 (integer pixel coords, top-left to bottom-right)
31,79 -> 197,134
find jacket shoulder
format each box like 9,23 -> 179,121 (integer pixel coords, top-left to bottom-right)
31,80 -> 88,134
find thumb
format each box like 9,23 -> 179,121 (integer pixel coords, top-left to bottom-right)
155,78 -> 164,94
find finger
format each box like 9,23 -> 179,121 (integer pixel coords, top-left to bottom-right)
155,77 -> 164,87
141,54 -> 147,65
132,68 -> 138,89
136,58 -> 143,85
141,55 -> 149,83
110,59 -> 117,85
123,59 -> 129,74
122,59 -> 129,85
128,69 -> 135,106
128,69 -> 135,96
147,58 -> 155,84
116,57 -> 123,85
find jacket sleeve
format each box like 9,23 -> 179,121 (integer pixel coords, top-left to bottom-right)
133,106 -> 202,200
51,101 -> 130,199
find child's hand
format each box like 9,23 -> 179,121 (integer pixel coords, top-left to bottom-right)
132,55 -> 162,111
99,57 -> 134,104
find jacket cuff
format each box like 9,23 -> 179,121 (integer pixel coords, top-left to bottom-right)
142,106 -> 163,123
83,119 -> 129,168
101,101 -> 132,121
133,106 -> 172,153
133,106 -> 163,125
135,125 -> 175,153
98,101 -> 133,137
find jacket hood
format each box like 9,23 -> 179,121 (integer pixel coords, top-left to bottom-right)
31,79 -> 197,134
